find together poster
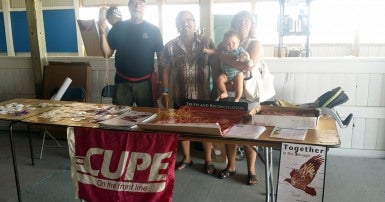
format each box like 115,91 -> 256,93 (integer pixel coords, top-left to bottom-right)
277,142 -> 327,202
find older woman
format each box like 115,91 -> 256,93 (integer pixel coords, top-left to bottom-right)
216,10 -> 263,185
159,11 -> 217,175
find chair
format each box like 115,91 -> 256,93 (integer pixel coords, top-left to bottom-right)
39,86 -> 86,159
100,85 -> 115,103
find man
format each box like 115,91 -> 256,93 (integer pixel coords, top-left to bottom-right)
99,0 -> 163,107
160,11 -> 217,174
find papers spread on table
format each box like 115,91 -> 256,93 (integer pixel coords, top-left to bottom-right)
224,124 -> 266,139
98,110 -> 157,130
270,127 -> 307,141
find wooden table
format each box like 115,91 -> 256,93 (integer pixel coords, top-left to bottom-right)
0,98 -> 340,202
0,98 -> 60,201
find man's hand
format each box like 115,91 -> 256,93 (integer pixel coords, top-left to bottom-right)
161,93 -> 170,108
203,48 -> 215,55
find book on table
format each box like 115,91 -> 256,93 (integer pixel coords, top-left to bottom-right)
137,101 -> 249,136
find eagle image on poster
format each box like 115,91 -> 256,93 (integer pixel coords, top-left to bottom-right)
284,154 -> 324,196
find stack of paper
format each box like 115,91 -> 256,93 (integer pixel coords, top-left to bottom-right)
224,124 -> 266,139
99,110 -> 156,130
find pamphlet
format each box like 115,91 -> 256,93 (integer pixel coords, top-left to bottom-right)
99,110 -> 157,130
224,124 -> 266,139
270,127 -> 307,141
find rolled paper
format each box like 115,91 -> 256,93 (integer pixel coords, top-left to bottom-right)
51,77 -> 72,101
98,6 -> 108,20
98,6 -> 110,34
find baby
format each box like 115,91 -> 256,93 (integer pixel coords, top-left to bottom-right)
207,30 -> 254,102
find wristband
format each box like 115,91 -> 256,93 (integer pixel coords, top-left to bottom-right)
163,87 -> 169,93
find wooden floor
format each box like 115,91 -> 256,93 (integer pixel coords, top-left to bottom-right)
0,131 -> 384,202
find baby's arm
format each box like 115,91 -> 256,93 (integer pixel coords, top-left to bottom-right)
203,48 -> 216,55
237,52 -> 250,61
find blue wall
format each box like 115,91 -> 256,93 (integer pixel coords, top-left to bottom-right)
5,9 -> 77,53
10,11 -> 30,52
43,9 -> 77,52
0,13 -> 6,52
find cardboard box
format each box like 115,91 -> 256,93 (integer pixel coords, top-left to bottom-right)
77,19 -> 103,56
251,106 -> 319,129
43,62 -> 91,102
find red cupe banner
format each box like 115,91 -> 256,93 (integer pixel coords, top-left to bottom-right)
67,127 -> 179,202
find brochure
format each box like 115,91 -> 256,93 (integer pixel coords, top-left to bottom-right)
270,127 -> 307,141
99,110 -> 157,130
224,124 -> 266,139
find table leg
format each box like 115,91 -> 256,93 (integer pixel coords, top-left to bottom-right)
264,147 -> 275,202
268,147 -> 275,202
264,147 -> 271,202
27,125 -> 35,165
9,121 -> 22,202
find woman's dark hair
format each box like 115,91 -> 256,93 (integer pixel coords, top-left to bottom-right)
230,10 -> 257,38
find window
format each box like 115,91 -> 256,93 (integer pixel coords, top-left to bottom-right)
212,2 -> 280,45
76,1 -> 385,57
310,0 -> 355,43
311,0 -> 385,44
212,2 -> 250,45
356,0 -> 385,43
79,5 -> 159,27
254,2 -> 280,45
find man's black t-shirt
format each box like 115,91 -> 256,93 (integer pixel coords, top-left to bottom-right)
108,20 -> 163,82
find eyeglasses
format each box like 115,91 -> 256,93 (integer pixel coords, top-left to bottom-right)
129,1 -> 146,7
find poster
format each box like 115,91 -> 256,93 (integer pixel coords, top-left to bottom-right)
277,142 -> 327,202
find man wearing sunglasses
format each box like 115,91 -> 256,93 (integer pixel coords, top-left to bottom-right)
99,0 -> 163,107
